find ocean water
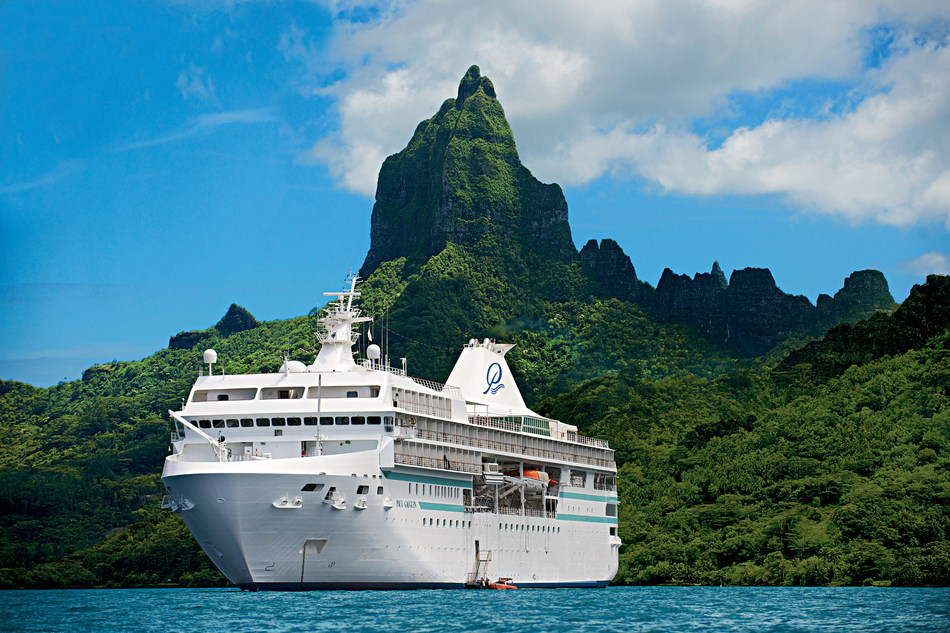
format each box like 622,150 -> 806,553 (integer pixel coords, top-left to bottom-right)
1,586 -> 948,633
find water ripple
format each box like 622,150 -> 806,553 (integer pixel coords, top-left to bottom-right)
1,586 -> 948,633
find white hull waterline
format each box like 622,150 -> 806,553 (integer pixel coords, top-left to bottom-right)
162,276 -> 620,590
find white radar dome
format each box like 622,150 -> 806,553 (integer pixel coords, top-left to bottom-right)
203,349 -> 218,364
284,360 -> 307,373
367,344 -> 381,360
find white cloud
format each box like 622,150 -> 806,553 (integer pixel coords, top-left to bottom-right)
113,108 -> 276,151
0,159 -> 88,194
905,252 -> 950,276
176,63 -> 216,102
294,0 -> 950,226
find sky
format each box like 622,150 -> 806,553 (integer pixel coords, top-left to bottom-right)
2,0 -> 949,388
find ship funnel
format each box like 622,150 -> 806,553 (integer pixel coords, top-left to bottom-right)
445,339 -> 535,416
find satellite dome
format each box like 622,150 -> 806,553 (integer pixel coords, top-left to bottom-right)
284,360 -> 307,373
203,349 -> 218,364
367,344 -> 381,360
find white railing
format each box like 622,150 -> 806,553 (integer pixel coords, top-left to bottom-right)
228,452 -> 270,462
470,416 -> 611,450
410,377 -> 463,397
358,359 -> 406,376
571,434 -> 610,449
497,506 -> 556,519
398,400 -> 452,419
393,452 -> 481,474
410,425 -> 613,468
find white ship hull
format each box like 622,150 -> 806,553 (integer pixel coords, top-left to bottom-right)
164,451 -> 619,589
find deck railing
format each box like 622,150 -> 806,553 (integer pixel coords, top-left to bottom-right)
410,377 -> 462,396
409,426 -> 613,469
498,506 -> 556,519
393,452 -> 481,474
469,416 -> 611,451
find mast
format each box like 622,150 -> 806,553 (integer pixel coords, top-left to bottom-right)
310,274 -> 372,372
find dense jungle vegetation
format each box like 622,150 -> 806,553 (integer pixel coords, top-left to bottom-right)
0,271 -> 947,588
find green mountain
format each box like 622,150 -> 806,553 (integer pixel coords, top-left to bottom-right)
540,275 -> 950,586
361,65 -> 576,278
0,66 -> 945,588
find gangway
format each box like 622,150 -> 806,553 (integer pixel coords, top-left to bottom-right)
465,550 -> 492,588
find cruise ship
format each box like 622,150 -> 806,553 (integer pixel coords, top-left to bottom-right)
161,276 -> 620,589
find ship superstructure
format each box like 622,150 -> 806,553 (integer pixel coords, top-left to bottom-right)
161,276 -> 620,589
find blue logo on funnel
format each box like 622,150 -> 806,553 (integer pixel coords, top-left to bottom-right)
483,362 -> 505,395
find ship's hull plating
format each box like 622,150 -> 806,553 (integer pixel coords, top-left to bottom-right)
163,453 -> 619,590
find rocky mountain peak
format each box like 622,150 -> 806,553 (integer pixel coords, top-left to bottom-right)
816,269 -> 898,328
457,65 -> 496,105
360,66 -> 576,279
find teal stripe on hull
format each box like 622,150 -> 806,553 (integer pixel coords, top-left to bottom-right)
559,491 -> 618,502
557,513 -> 618,524
418,501 -> 465,512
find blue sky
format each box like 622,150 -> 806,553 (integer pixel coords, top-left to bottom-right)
2,0 -> 949,387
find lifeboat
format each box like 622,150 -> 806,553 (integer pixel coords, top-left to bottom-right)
488,577 -> 517,590
506,469 -> 558,487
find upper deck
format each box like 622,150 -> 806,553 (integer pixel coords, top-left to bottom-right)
168,276 -> 614,473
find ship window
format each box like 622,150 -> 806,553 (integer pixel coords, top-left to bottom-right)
262,387 -> 303,400
351,416 -> 365,425
198,419 -> 211,429
274,429 -> 282,437
347,391 -> 358,398
377,486 -> 384,495
226,419 -> 239,428
324,487 -> 336,501
319,417 -> 333,426
271,417 -> 286,427
256,418 -> 271,427
192,388 -> 257,402
368,416 -> 381,425
212,419 -> 225,428
240,418 -> 254,428
606,503 -> 617,517
301,483 -> 324,492
304,417 -> 318,426
335,416 -> 349,425
384,416 -> 393,424
357,485 -> 369,495
287,417 -> 302,426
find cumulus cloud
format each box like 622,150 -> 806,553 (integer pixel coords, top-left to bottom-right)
295,0 -> 950,226
905,252 -> 950,276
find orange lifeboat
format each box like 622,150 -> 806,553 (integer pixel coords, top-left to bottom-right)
488,577 -> 517,590
522,470 -> 558,487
